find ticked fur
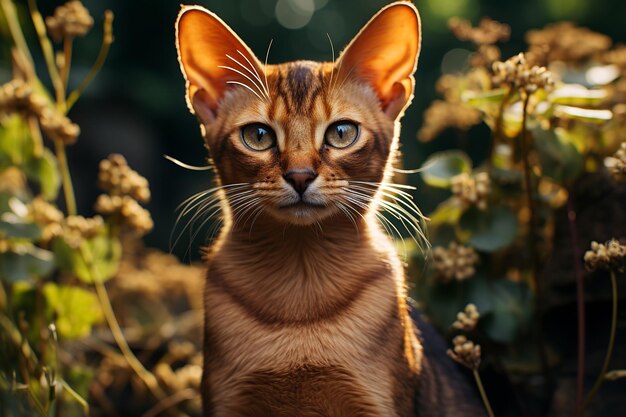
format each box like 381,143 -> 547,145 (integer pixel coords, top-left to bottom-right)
176,3 -> 425,416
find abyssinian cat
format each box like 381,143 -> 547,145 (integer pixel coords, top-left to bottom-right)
175,2 -> 482,416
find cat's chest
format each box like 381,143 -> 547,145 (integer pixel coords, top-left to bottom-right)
203,263 -> 402,367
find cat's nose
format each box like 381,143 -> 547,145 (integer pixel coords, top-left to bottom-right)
284,169 -> 317,196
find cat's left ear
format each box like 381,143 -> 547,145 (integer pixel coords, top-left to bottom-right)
336,2 -> 421,119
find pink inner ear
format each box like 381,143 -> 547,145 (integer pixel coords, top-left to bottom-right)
335,3 -> 421,116
176,6 -> 266,117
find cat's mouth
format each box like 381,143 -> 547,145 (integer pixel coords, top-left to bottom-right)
278,200 -> 326,210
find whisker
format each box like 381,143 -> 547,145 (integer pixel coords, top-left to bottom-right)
263,39 -> 273,95
225,80 -> 264,101
164,154 -> 213,171
237,50 -> 270,97
219,65 -> 268,101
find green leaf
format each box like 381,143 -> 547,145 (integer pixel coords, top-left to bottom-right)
533,128 -> 584,184
428,197 -> 464,227
481,280 -> 533,343
553,105 -> 612,123
0,214 -> 42,240
420,151 -> 472,188
24,149 -> 61,201
53,235 -> 121,283
0,115 -> 33,167
462,88 -> 509,107
43,283 -> 102,339
459,206 -> 517,252
549,84 -> 608,106
0,246 -> 55,282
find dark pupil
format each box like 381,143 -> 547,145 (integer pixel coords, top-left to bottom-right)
256,127 -> 266,142
337,125 -> 347,138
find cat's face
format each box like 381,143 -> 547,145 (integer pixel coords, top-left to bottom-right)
176,2 -> 421,226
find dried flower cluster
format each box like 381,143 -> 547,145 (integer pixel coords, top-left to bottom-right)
584,239 -> 626,272
39,109 -> 81,145
451,172 -> 490,210
447,335 -> 482,370
605,142 -> 626,184
45,1 -> 94,41
60,215 -> 105,248
417,101 -> 482,142
603,44 -> 626,69
432,242 -> 480,282
95,195 -> 153,235
98,154 -> 150,203
526,22 -> 612,65
28,197 -> 64,243
448,17 -> 510,67
492,53 -> 555,94
95,154 -> 153,235
0,79 -> 47,117
0,79 -> 80,144
448,17 -> 511,45
452,303 -> 480,331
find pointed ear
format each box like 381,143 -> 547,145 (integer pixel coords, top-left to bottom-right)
336,2 -> 421,119
176,6 -> 266,124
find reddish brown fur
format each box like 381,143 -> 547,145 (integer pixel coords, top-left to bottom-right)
177,3 -> 423,416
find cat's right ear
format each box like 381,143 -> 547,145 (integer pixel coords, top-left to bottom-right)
176,6 -> 264,124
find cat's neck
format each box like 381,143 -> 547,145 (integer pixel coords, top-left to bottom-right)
206,212 -> 399,325
224,213 -> 372,260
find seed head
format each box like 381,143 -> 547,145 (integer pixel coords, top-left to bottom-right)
432,242 -> 480,282
526,22 -> 612,66
60,215 -> 105,248
604,142 -> 626,184
584,239 -> 626,272
451,172 -> 491,210
98,154 -> 151,203
492,53 -> 555,94
418,100 -> 482,142
447,335 -> 482,370
40,109 -> 80,145
0,79 -> 47,117
46,1 -> 94,41
452,303 -> 480,331
448,17 -> 510,45
28,197 -> 64,243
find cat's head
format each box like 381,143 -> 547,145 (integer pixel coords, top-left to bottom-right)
176,2 -> 421,227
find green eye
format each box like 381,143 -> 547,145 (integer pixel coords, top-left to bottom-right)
241,123 -> 276,151
324,121 -> 359,149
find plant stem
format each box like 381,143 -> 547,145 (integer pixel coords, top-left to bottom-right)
60,379 -> 89,415
66,10 -> 114,111
79,244 -> 167,403
487,87 -> 513,170
473,369 -> 495,417
61,36 -> 73,94
27,0 -> 64,106
54,139 -> 77,215
583,269 -> 618,410
0,0 -> 35,67
605,370 -> 626,381
520,92 -> 550,381
567,198 -> 585,417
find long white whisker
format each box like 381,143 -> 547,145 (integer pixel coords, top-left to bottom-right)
219,65 -> 268,101
225,80 -> 264,101
237,50 -> 269,97
264,39 -> 273,95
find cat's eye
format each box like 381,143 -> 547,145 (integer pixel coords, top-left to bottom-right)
240,123 -> 276,151
324,121 -> 359,149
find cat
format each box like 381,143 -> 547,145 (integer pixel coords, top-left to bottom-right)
175,2 -> 483,416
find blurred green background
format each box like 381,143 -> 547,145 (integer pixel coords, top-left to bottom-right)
4,0 -> 626,260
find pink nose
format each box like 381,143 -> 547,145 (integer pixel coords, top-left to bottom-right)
284,169 -> 317,195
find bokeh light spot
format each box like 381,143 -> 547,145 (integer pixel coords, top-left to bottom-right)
276,0 -> 315,29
